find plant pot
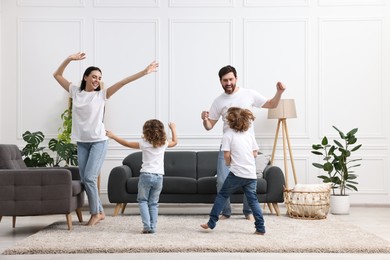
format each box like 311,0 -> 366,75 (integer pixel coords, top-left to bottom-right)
330,195 -> 350,215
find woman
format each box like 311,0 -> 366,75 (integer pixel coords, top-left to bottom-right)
53,52 -> 158,226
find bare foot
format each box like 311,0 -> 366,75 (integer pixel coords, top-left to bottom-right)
219,215 -> 230,220
200,223 -> 210,230
87,214 -> 104,226
246,214 -> 255,221
99,211 -> 105,221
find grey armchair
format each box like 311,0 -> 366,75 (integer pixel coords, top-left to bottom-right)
0,144 -> 85,230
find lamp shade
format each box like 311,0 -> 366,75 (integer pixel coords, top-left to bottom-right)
267,99 -> 297,119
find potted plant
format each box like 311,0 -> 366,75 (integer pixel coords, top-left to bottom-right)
21,100 -> 77,167
48,105 -> 78,166
311,126 -> 362,214
21,131 -> 54,167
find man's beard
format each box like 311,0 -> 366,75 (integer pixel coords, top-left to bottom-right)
223,83 -> 236,94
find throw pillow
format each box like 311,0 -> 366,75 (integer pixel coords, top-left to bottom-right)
255,154 -> 271,178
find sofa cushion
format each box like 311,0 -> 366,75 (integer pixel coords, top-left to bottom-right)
197,151 -> 218,179
164,152 -> 197,178
162,177 -> 197,194
198,176 -> 217,194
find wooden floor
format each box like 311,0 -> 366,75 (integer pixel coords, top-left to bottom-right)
1,204 -> 389,259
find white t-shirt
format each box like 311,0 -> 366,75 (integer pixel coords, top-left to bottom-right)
208,87 -> 267,135
139,139 -> 168,175
221,128 -> 259,179
69,84 -> 108,142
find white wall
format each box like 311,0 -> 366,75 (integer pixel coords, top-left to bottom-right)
1,0 -> 389,205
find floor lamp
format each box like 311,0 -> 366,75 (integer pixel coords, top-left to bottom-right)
268,99 -> 298,189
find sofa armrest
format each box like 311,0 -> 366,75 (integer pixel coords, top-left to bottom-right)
35,166 -> 80,181
0,169 -> 73,215
107,165 -> 133,203
263,165 -> 285,203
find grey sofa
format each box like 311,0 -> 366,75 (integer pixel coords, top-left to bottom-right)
0,144 -> 85,230
108,151 -> 285,216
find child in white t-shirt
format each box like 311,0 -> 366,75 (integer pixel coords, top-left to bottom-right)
200,107 -> 265,235
106,120 -> 177,233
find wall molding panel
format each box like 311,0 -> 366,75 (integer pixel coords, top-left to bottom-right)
244,18 -> 309,140
169,0 -> 233,8
94,0 -> 159,8
243,0 -> 308,7
318,17 -> 385,139
318,0 -> 386,6
169,19 -> 234,140
17,0 -> 85,7
17,18 -> 84,138
94,18 -> 160,137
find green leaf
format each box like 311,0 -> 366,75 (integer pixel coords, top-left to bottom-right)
347,128 -> 358,136
351,144 -> 362,152
312,163 -> 324,169
321,136 -> 328,146
334,140 -> 343,148
323,162 -> 333,172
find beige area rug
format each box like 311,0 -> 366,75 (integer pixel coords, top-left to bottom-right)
3,214 -> 390,254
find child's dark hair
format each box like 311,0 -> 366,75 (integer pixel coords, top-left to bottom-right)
143,119 -> 167,148
225,107 -> 255,132
80,66 -> 102,91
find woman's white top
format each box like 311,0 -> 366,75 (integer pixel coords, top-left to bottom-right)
69,84 -> 108,142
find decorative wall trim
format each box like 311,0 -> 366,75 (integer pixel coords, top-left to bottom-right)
94,18 -> 160,126
169,0 -> 233,7
17,0 -> 85,7
168,18 -> 234,139
318,17 -> 385,139
243,0 -> 308,7
355,156 -> 388,195
17,18 -> 84,139
318,0 -> 385,6
93,0 -> 159,7
243,18 -> 309,139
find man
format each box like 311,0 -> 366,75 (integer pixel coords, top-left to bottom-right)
201,65 -> 285,220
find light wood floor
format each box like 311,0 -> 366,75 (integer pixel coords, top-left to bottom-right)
1,204 -> 390,260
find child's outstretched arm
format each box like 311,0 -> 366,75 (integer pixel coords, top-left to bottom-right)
106,130 -> 140,149
167,122 -> 178,148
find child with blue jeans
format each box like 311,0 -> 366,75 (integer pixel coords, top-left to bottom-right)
200,107 -> 265,235
106,120 -> 177,233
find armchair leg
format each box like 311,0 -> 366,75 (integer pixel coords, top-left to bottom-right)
66,214 -> 73,230
121,203 -> 127,214
12,216 -> 16,228
113,203 -> 122,217
272,203 -> 281,216
75,208 -> 83,222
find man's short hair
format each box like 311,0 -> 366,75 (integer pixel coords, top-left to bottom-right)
218,65 -> 237,80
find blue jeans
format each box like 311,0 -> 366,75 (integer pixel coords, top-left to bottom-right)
77,140 -> 108,215
217,149 -> 252,217
208,172 -> 265,233
137,172 -> 163,233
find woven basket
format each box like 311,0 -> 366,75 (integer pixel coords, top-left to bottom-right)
284,189 -> 330,220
